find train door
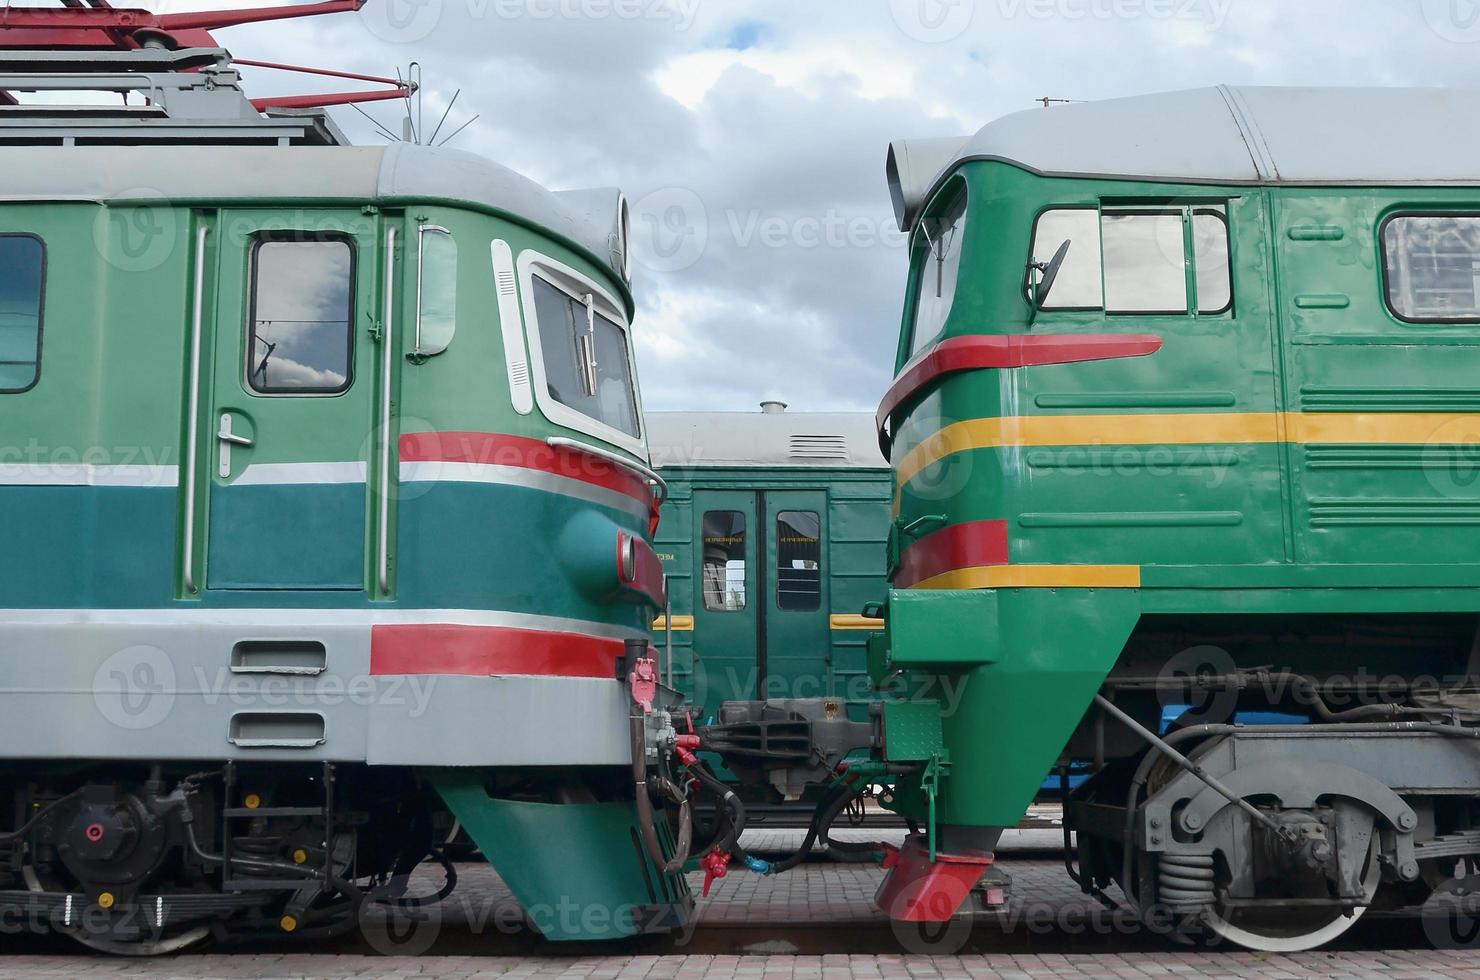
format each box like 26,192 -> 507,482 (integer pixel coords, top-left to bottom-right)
202,210 -> 386,591
689,488 -> 830,719
691,490 -> 758,719
763,491 -> 829,702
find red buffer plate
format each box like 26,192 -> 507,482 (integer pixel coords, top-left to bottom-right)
874,836 -> 993,923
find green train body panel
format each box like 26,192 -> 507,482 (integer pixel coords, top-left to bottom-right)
876,155 -> 1480,837
430,772 -> 690,940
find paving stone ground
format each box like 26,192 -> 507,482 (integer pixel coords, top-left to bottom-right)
3,829 -> 1476,979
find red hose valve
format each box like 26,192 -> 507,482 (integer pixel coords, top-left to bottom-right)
674,734 -> 701,767
699,849 -> 731,896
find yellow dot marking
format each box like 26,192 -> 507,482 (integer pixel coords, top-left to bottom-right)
279,915 -> 298,933
243,793 -> 261,810
292,849 -> 308,865
97,892 -> 115,910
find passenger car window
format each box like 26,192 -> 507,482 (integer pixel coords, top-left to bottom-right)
1384,215 -> 1480,321
414,227 -> 457,357
1032,210 -> 1103,310
776,511 -> 821,612
909,188 -> 968,357
702,511 -> 747,612
530,275 -> 640,437
248,238 -> 354,394
0,235 -> 44,393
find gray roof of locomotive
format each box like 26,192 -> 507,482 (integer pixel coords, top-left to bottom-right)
889,85 -> 1480,231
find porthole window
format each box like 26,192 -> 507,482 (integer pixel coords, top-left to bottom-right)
247,237 -> 354,394
413,226 -> 457,358
0,235 -> 45,393
1383,214 -> 1480,322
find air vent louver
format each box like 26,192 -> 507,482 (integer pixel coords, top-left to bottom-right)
789,434 -> 850,461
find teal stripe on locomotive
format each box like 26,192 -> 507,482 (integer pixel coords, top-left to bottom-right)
0,480 -> 647,628
209,482 -> 367,590
2,486 -> 176,607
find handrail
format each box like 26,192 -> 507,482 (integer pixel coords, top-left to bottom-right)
181,224 -> 209,595
376,226 -> 397,595
546,436 -> 667,506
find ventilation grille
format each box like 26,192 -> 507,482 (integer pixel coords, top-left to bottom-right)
789,434 -> 850,461
497,270 -> 518,296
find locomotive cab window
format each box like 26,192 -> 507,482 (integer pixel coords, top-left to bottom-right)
1383,214 -> 1480,321
527,270 -> 640,440
0,234 -> 44,393
908,183 -> 968,357
247,237 -> 354,394
702,510 -> 747,612
413,226 -> 457,358
1031,205 -> 1231,315
776,510 -> 821,612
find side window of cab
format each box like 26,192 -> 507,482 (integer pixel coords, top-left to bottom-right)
1029,205 -> 1231,316
904,179 -> 969,360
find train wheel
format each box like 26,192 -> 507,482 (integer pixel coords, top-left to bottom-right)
1201,838 -> 1381,953
21,868 -> 216,956
63,924 -> 212,957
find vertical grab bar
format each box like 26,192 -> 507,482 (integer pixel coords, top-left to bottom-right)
377,226 -> 397,595
182,224 -> 209,595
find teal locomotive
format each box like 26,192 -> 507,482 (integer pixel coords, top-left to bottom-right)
0,1 -> 685,952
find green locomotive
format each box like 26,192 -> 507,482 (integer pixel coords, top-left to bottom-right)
870,85 -> 1480,950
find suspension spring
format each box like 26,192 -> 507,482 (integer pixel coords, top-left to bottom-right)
232,836 -> 286,878
1157,852 -> 1215,910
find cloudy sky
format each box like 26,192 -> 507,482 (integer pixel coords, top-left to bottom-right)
203,0 -> 1480,413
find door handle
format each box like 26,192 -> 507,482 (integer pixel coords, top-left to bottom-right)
217,413 -> 253,477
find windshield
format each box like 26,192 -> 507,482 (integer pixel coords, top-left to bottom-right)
531,275 -> 640,437
909,189 -> 967,358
